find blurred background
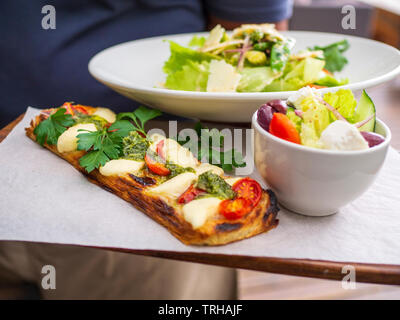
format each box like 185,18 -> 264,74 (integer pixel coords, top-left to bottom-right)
290,0 -> 399,48
239,0 -> 400,300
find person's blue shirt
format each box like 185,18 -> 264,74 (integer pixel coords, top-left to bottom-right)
0,0 -> 292,127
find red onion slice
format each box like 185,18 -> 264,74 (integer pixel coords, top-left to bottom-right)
294,109 -> 303,117
237,35 -> 251,71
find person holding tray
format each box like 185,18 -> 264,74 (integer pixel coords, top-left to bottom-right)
0,0 -> 292,299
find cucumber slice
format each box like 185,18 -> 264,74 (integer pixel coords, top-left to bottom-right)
354,90 -> 376,132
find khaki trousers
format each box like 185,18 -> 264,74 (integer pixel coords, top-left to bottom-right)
0,241 -> 236,299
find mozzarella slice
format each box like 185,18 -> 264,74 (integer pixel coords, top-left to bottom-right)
195,163 -> 224,176
149,134 -> 198,168
183,197 -> 222,229
225,177 -> 242,186
150,133 -> 165,145
93,107 -> 116,123
148,172 -> 197,199
206,60 -> 241,92
99,159 -> 144,176
57,123 -> 97,153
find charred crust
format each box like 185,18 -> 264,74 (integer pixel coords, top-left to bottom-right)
99,184 -> 114,193
216,223 -> 243,232
264,189 -> 280,222
119,177 -> 141,190
144,197 -> 180,228
154,199 -> 175,216
129,174 -> 156,186
127,190 -> 146,208
81,171 -> 98,183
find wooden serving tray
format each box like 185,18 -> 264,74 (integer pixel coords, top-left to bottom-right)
1,114 -> 400,285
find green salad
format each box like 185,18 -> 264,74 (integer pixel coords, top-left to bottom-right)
256,87 -> 384,151
162,24 -> 350,93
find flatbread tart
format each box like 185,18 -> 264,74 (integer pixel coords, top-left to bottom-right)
26,103 -> 279,245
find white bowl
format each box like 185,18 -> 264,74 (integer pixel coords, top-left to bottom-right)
89,31 -> 400,122
252,113 -> 391,216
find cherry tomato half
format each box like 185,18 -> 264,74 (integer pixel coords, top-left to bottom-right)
72,105 -> 90,115
177,185 -> 204,204
322,68 -> 333,76
144,153 -> 170,176
308,84 -> 327,89
232,178 -> 262,208
156,140 -> 166,160
62,102 -> 89,116
269,113 -> 301,144
219,198 -> 252,220
62,102 -> 74,115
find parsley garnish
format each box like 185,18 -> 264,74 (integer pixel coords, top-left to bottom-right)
310,40 -> 349,73
77,106 -> 162,173
117,106 -> 162,137
178,122 -> 246,172
33,108 -> 75,146
77,128 -> 122,173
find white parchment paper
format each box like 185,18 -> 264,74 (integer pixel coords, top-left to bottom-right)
0,108 -> 399,264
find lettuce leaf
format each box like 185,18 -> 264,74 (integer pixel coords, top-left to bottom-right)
237,67 -> 279,92
323,89 -> 357,122
163,41 -> 221,91
188,35 -> 206,48
293,95 -> 330,148
300,123 -> 323,149
300,96 -> 331,136
262,78 -> 301,92
285,58 -> 325,83
315,74 -> 349,87
163,41 -> 218,75
303,58 -> 326,84
283,59 -> 305,80
263,58 -> 325,92
165,60 -> 209,91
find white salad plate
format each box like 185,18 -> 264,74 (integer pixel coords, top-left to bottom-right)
89,31 -> 400,123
